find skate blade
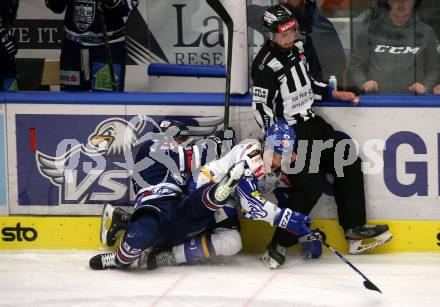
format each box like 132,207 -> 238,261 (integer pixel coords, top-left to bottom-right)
215,178 -> 240,201
348,230 -> 393,254
100,204 -> 115,245
215,163 -> 245,201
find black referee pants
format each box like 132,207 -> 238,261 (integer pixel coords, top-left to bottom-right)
272,115 -> 367,247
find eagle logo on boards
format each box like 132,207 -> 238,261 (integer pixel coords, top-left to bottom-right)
35,116 -> 146,205
35,115 -> 223,205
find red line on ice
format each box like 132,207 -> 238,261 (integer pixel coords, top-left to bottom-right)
149,272 -> 187,307
242,273 -> 278,307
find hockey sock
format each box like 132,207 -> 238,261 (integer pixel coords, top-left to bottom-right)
173,233 -> 216,264
173,228 -> 241,264
116,214 -> 159,266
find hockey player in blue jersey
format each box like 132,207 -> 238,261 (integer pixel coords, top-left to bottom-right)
89,120 -> 319,270
89,118 -> 239,270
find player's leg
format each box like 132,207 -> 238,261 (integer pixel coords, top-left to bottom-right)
315,115 -> 392,254
59,39 -> 88,91
137,164 -> 245,270
185,161 -> 246,217
138,201 -> 242,270
0,57 -> 17,91
261,179 -> 322,269
172,227 -> 242,265
262,228 -> 325,269
90,198 -> 179,270
90,209 -> 161,270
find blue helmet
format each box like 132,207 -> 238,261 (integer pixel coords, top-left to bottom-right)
265,120 -> 296,154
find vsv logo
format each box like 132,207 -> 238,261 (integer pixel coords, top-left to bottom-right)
2,223 -> 38,242
33,115 -> 223,205
36,117 -> 146,204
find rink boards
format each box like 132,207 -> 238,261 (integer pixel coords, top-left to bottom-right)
0,92 -> 440,252
0,216 -> 439,253
0,104 -> 6,215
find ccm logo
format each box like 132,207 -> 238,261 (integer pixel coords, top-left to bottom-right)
374,45 -> 420,54
2,223 -> 38,242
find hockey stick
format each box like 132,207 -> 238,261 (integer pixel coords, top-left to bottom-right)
308,231 -> 382,293
206,0 -> 233,129
97,0 -> 117,91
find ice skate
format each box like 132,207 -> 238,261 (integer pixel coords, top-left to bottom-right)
100,204 -> 131,247
345,224 -> 392,254
214,162 -> 245,202
89,252 -> 118,270
261,242 -> 287,269
138,247 -> 176,270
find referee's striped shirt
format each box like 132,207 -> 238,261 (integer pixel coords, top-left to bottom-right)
252,40 -> 332,132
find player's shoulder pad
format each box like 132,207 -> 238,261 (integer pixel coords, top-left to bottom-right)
266,57 -> 284,73
254,49 -> 283,73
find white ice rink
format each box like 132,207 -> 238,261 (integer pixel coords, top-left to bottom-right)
0,251 -> 439,307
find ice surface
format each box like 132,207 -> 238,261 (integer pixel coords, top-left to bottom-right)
0,251 -> 439,307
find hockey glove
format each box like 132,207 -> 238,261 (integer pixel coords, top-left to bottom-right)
274,208 -> 311,237
299,229 -> 325,259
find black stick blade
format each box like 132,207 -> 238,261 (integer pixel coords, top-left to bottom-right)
364,280 -> 382,293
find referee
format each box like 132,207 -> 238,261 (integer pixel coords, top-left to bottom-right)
252,5 -> 392,269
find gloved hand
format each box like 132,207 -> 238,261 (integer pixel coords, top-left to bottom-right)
274,208 -> 311,237
0,27 -> 16,59
208,128 -> 236,157
299,229 -> 325,259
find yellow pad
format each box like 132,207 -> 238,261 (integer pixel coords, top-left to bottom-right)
0,217 -> 100,250
239,219 -> 440,254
